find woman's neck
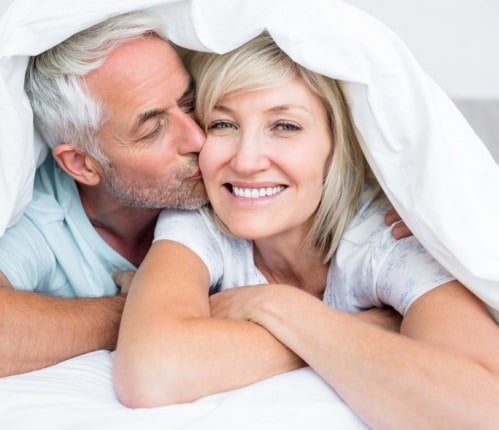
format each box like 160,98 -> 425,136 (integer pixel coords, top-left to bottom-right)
253,234 -> 329,299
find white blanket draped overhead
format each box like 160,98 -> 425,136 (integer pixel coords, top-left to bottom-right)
1,0 -> 498,315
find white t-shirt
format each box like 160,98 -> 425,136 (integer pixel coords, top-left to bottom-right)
154,185 -> 454,315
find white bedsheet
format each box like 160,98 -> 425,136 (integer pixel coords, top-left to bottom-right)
0,0 -> 498,317
0,350 -> 367,430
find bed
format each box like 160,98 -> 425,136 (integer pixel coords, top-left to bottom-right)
0,0 -> 498,428
0,351 -> 367,429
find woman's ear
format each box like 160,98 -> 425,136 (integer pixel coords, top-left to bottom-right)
52,144 -> 102,186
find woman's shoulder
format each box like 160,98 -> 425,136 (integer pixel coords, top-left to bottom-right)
155,207 -> 208,240
155,206 -> 252,257
329,184 -> 453,313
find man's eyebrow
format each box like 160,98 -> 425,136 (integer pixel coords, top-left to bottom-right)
131,80 -> 195,134
136,109 -> 165,128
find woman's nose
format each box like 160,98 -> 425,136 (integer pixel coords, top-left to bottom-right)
229,131 -> 271,174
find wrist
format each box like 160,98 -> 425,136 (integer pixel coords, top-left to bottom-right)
250,284 -> 294,327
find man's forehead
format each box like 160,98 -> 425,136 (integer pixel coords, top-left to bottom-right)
85,36 -> 188,106
86,36 -> 174,79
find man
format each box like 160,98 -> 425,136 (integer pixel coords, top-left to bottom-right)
0,11 -> 207,376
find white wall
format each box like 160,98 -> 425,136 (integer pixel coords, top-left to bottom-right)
348,0 -> 499,99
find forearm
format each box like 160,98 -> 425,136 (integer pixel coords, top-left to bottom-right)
249,285 -> 499,429
114,315 -> 304,408
0,287 -> 124,376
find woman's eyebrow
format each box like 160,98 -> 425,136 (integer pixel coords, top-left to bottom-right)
213,104 -> 310,114
267,104 -> 311,114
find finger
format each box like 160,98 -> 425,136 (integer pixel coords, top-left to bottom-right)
391,222 -> 412,240
384,208 -> 401,225
112,271 -> 123,286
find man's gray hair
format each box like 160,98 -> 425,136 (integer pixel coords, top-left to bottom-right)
25,11 -> 167,164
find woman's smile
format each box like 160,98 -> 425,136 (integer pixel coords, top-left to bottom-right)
227,184 -> 287,199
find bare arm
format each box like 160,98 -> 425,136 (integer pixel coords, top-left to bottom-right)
0,271 -> 124,376
114,240 -> 304,408
210,281 -> 499,429
351,305 -> 401,332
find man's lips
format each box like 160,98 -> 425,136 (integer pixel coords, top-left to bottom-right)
187,169 -> 203,180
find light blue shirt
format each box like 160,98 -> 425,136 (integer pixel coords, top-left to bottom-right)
154,185 -> 454,315
0,155 -> 135,297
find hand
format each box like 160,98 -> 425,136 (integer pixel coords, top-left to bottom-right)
210,285 -> 307,372
384,208 -> 412,240
354,306 -> 402,333
210,284 -> 270,321
113,270 -> 136,295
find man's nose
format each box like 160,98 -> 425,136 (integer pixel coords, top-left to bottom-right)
177,113 -> 205,154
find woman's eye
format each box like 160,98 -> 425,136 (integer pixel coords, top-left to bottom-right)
208,120 -> 235,129
275,122 -> 301,132
207,120 -> 237,135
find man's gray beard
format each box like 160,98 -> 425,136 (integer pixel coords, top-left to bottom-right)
102,165 -> 208,210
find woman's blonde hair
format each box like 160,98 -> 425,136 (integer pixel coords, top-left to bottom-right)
184,33 -> 372,262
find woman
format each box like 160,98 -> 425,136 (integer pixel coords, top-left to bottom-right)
114,34 -> 499,428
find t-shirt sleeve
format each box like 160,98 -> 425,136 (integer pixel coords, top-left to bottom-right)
154,209 -> 224,287
0,216 -> 56,291
376,236 -> 455,315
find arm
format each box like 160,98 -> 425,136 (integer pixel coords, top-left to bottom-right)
351,305 -> 401,332
209,281 -> 499,429
114,240 -> 304,408
0,271 -> 124,376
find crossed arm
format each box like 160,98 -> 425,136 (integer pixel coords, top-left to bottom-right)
210,281 -> 499,428
0,271 -> 124,376
114,241 -> 304,406
114,240 -> 499,428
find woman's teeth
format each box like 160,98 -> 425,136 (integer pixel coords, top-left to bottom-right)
232,185 -> 285,198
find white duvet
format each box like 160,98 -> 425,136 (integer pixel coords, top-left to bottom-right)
1,0 -> 498,316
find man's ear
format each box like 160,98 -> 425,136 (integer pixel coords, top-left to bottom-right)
52,144 -> 102,186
